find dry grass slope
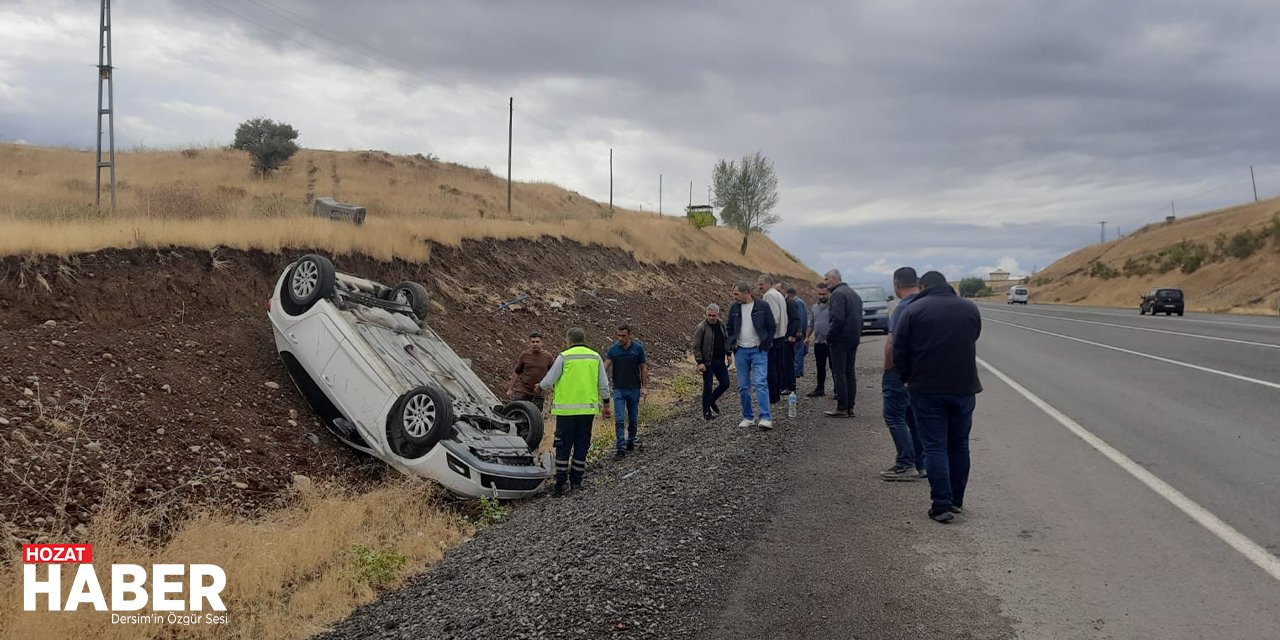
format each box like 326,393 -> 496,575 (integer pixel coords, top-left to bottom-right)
1031,198 -> 1280,313
0,144 -> 814,280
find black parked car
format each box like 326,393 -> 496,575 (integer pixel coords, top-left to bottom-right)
1140,288 -> 1185,316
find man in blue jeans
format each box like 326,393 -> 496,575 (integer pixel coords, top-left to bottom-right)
726,282 -> 777,430
605,324 -> 648,459
881,267 -> 924,481
892,271 -> 983,523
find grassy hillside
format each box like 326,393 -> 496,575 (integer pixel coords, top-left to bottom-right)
0,143 -> 814,279
1030,198 -> 1280,313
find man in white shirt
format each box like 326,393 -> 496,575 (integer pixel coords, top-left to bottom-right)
758,274 -> 789,405
726,282 -> 777,429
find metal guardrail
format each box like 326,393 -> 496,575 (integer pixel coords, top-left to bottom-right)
312,196 -> 367,225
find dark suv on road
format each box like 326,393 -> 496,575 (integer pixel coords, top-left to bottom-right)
1140,288 -> 1184,316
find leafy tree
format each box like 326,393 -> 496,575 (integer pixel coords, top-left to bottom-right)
232,117 -> 300,176
712,152 -> 780,254
957,277 -> 987,297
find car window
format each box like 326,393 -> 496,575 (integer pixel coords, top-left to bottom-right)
1157,289 -> 1183,300
853,286 -> 887,301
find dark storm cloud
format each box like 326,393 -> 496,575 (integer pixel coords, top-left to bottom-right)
7,0 -> 1280,282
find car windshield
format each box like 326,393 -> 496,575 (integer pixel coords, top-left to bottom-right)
854,286 -> 887,301
1157,289 -> 1183,300
1013,288 -> 1027,295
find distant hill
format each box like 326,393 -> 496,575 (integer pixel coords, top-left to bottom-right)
1030,198 -> 1280,314
0,143 -> 814,280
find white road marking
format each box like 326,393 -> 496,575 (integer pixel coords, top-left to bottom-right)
985,303 -> 1280,330
986,318 -> 1280,391
987,307 -> 1280,350
977,356 -> 1280,583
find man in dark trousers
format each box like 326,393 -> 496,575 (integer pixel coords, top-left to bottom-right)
823,269 -> 863,418
805,283 -> 832,397
539,327 -> 612,497
693,303 -> 732,421
892,271 -> 983,523
783,286 -> 806,395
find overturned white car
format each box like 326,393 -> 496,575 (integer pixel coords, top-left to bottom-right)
267,254 -> 551,499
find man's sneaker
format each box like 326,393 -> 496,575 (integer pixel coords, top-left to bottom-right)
880,466 -> 920,481
948,505 -> 963,514
625,441 -> 635,452
928,506 -> 955,523
704,410 -> 714,421
758,419 -> 774,430
710,402 -> 721,416
917,468 -> 928,479
824,409 -> 853,418
806,390 -> 825,398
738,418 -> 755,428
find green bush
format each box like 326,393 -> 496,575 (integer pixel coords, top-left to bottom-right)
1088,260 -> 1120,279
1224,229 -> 1266,259
349,544 -> 407,590
474,496 -> 508,527
957,277 -> 987,297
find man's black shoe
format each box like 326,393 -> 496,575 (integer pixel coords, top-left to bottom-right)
929,506 -> 955,523
615,449 -> 626,460
570,483 -> 582,493
824,409 -> 853,418
625,441 -> 635,452
948,505 -> 963,514
806,390 -> 825,398
704,410 -> 714,421
551,484 -> 568,498
710,402 -> 721,416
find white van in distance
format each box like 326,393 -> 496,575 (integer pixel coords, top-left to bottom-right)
1007,285 -> 1029,304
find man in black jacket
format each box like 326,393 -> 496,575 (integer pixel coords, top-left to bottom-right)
892,271 -> 983,523
692,303 -> 732,421
822,269 -> 863,417
726,282 -> 778,430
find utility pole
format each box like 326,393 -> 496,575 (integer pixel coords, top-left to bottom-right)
95,0 -> 116,211
707,185 -> 711,206
1251,165 -> 1258,202
658,173 -> 662,216
1099,221 -> 1106,244
608,149 -> 613,214
689,181 -> 693,209
506,97 -> 513,216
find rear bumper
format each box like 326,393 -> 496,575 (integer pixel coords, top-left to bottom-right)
861,316 -> 889,332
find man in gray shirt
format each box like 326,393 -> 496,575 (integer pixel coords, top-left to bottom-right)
805,283 -> 832,397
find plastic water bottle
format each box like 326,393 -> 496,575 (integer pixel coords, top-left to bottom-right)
787,391 -> 797,418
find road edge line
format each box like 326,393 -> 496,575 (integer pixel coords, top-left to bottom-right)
977,356 -> 1280,583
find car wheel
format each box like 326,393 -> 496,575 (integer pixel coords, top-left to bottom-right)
391,281 -> 431,320
390,386 -> 453,453
1139,307 -> 1145,315
502,400 -> 544,450
1177,311 -> 1184,316
285,254 -> 336,313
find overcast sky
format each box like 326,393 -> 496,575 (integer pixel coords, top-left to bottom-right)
5,0 -> 1280,284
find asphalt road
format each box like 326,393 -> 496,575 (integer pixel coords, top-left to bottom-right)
701,304 -> 1280,639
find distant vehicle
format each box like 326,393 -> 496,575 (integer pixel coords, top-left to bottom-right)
268,254 -> 551,499
853,285 -> 893,334
1007,285 -> 1029,304
1140,287 -> 1185,316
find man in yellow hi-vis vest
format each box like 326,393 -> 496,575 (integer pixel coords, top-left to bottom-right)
538,327 -> 612,496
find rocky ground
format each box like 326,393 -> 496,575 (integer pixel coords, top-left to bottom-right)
314,377 -> 811,640
0,242 -> 809,551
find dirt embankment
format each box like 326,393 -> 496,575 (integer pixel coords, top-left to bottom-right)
1030,198 -> 1280,313
0,239 -> 801,551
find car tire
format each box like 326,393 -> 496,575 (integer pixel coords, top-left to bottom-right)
389,385 -> 453,454
391,281 -> 431,320
284,254 -> 336,314
1177,311 -> 1184,316
502,400 -> 544,450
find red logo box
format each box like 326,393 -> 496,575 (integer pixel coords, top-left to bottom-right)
22,544 -> 93,564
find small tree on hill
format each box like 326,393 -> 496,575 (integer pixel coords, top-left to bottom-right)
232,117 -> 300,177
712,151 -> 780,254
958,277 -> 987,297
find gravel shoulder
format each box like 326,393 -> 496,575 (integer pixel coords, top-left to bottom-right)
316,342 -> 1018,639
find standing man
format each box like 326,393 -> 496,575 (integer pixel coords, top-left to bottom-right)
893,271 -> 983,523
605,324 -> 648,459
727,282 -> 777,430
785,287 -> 807,388
505,332 -> 554,411
693,304 -> 732,421
757,274 -> 788,405
539,327 -> 612,497
880,267 -> 925,481
823,269 -> 863,418
805,283 -> 832,397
